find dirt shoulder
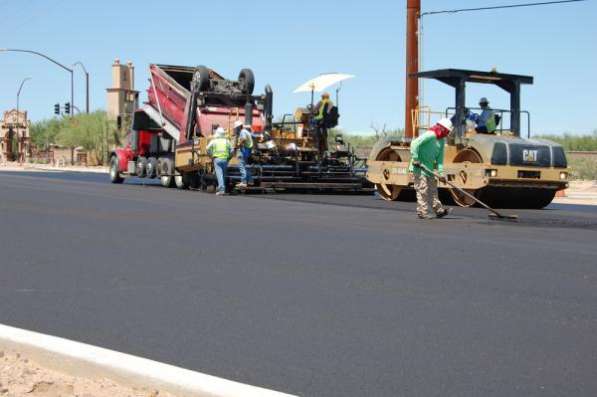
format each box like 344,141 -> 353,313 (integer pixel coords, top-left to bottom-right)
0,349 -> 176,397
0,163 -> 107,174
554,180 -> 597,206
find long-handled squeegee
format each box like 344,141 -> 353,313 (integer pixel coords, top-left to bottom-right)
419,164 -> 519,221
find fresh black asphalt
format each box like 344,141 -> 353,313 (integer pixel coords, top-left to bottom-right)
1,171 -> 596,396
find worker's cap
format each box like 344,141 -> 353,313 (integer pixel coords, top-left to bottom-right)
437,118 -> 453,132
215,127 -> 226,136
321,92 -> 330,98
233,120 -> 243,129
479,97 -> 489,105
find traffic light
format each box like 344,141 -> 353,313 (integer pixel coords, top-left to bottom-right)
54,103 -> 60,115
64,102 -> 71,115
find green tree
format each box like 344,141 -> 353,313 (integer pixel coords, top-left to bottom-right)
30,118 -> 62,149
537,131 -> 597,151
56,112 -> 117,164
30,111 -> 117,165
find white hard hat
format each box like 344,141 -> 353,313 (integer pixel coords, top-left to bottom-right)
215,127 -> 226,136
437,118 -> 453,132
233,120 -> 243,129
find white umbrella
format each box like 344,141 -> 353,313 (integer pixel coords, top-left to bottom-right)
293,73 -> 355,93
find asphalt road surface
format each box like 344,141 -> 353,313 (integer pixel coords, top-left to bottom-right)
1,171 -> 596,397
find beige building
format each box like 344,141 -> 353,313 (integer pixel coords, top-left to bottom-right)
106,58 -> 139,131
1,109 -> 31,163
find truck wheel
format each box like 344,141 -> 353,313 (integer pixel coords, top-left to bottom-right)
196,65 -> 210,91
160,175 -> 175,188
146,157 -> 158,178
136,157 -> 147,178
109,156 -> 124,184
174,173 -> 190,189
238,68 -> 255,95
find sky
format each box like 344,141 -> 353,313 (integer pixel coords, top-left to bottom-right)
0,0 -> 595,135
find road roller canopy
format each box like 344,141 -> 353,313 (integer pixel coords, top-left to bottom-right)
414,69 -> 534,137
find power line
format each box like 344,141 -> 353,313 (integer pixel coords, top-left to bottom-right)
420,0 -> 587,17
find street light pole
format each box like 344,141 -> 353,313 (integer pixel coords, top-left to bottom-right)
16,77 -> 32,114
15,77 -> 31,164
0,48 -> 74,117
73,61 -> 89,113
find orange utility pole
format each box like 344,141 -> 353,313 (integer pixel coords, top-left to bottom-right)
405,0 -> 420,138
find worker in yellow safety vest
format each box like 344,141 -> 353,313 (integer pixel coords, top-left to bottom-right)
313,92 -> 334,153
206,127 -> 232,195
467,97 -> 497,134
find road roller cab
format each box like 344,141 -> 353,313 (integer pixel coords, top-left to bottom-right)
367,68 -> 569,209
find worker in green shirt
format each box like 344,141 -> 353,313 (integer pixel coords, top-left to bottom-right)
409,118 -> 453,219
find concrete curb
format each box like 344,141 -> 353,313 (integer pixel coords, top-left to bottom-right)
0,324 -> 298,397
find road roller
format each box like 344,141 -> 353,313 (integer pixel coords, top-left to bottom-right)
366,68 -> 569,209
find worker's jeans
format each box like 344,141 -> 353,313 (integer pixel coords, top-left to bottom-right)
238,147 -> 253,184
213,158 -> 228,193
414,174 -> 444,216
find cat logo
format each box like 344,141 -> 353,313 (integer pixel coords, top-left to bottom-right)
522,149 -> 538,162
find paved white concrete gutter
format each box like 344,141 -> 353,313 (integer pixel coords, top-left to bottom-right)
0,323 -> 298,397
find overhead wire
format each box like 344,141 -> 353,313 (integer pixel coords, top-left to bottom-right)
420,0 -> 586,17
417,0 -> 587,120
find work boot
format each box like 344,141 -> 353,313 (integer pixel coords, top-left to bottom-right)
417,213 -> 433,220
236,182 -> 248,188
436,208 -> 452,219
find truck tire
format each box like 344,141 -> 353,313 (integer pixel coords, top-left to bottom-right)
109,155 -> 124,184
146,157 -> 158,178
238,68 -> 255,95
160,175 -> 175,188
174,172 -> 190,190
136,157 -> 147,178
196,65 -> 210,91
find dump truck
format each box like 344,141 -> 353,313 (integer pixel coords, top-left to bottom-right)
367,69 -> 569,209
109,64 -> 367,192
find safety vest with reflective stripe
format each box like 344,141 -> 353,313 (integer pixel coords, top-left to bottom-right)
209,138 -> 231,159
316,99 -> 332,120
484,111 -> 497,132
